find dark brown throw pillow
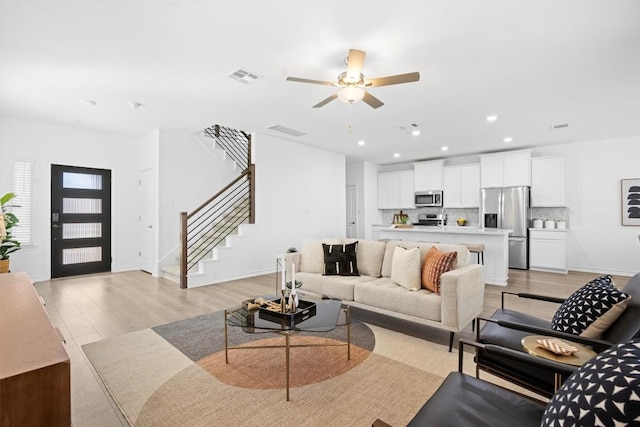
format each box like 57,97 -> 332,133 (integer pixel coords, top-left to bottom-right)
322,242 -> 360,276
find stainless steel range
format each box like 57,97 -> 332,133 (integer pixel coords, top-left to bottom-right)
413,213 -> 446,226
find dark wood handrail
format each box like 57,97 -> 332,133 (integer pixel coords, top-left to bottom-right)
187,168 -> 249,220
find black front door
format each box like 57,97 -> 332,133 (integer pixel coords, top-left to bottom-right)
51,164 -> 112,278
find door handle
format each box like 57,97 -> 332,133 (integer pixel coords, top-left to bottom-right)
146,225 -> 153,229
52,224 -> 61,229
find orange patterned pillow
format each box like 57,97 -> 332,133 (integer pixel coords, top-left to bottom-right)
421,247 -> 458,294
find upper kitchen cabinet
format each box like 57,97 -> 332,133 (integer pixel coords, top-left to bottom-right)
414,160 -> 444,192
378,170 -> 415,209
480,150 -> 531,188
443,164 -> 480,208
531,157 -> 565,207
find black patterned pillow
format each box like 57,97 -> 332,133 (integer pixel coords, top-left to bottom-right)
541,339 -> 640,426
322,242 -> 360,276
551,275 -> 630,338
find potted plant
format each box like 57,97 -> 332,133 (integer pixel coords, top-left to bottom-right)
0,193 -> 21,273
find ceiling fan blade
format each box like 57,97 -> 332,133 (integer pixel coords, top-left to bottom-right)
362,91 -> 384,109
345,49 -> 366,82
367,72 -> 420,87
312,94 -> 338,108
286,76 -> 334,86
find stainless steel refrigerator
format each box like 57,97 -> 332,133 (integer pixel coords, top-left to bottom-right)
480,186 -> 530,269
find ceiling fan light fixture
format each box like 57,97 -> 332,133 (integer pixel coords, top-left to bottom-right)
337,86 -> 365,104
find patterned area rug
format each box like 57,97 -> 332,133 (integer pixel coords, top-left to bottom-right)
83,311 -> 449,427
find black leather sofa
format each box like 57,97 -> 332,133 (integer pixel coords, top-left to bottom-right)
476,272 -> 640,397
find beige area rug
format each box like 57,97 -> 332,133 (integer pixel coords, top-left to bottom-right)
82,311 -> 472,426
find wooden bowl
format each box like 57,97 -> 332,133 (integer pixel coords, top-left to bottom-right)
456,219 -> 467,226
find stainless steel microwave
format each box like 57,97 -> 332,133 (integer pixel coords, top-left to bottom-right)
414,191 -> 443,207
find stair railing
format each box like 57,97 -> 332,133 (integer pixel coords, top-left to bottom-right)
179,128 -> 254,288
203,124 -> 250,171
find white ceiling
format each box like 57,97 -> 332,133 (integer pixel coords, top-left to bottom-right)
1,0 -> 639,164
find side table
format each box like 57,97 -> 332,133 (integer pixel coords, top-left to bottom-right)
521,335 -> 597,391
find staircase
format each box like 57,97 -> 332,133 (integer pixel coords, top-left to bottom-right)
160,124 -> 255,288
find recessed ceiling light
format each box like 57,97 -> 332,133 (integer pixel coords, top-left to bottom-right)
504,137 -> 513,143
411,130 -> 421,136
83,100 -> 97,106
441,146 -> 449,151
485,115 -> 498,122
357,140 -> 365,146
393,153 -> 400,158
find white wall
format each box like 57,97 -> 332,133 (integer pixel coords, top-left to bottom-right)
253,133 -> 346,247
0,117 -> 140,281
531,136 -> 640,276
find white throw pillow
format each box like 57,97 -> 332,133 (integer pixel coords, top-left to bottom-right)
390,246 -> 421,291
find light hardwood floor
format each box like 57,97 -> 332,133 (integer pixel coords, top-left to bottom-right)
33,269 -> 632,426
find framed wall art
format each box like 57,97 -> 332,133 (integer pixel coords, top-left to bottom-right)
621,178 -> 640,226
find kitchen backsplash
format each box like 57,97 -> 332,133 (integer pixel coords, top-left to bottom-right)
380,207 -> 479,226
380,206 -> 568,227
531,207 -> 569,226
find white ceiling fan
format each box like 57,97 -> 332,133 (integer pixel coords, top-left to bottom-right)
286,49 -> 420,109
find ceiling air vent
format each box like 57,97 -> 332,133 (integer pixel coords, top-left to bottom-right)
550,123 -> 569,130
226,68 -> 261,84
266,124 -> 306,137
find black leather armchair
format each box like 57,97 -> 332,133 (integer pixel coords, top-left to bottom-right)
373,339 -> 575,427
373,338 -> 640,427
476,272 -> 640,397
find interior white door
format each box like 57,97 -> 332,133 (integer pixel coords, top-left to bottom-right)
138,169 -> 154,274
346,185 -> 357,238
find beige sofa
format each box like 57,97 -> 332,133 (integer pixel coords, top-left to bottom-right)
286,239 -> 485,351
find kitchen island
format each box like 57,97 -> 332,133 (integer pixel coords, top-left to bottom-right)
378,225 -> 512,286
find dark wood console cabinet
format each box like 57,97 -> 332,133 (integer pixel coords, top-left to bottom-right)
0,271 -> 71,426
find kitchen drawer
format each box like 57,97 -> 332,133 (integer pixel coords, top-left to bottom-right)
530,229 -> 566,241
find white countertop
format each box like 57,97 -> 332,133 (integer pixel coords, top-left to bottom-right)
380,225 -> 513,235
529,227 -> 569,232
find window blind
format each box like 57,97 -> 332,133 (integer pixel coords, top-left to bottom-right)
12,160 -> 33,245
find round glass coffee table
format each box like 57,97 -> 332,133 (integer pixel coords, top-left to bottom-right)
224,295 -> 351,401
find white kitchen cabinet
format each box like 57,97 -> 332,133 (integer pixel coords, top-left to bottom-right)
529,229 -> 568,273
479,154 -> 504,188
414,160 -> 444,192
443,164 -> 480,208
443,166 -> 461,207
531,157 -> 565,207
377,171 -> 415,209
460,164 -> 480,207
480,150 -> 531,187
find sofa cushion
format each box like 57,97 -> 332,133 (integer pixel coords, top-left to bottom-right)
297,272 -> 375,301
354,278 -> 442,322
541,339 -> 640,427
551,275 -> 630,338
421,247 -> 458,294
381,240 -> 469,277
390,246 -> 421,291
299,238 -> 342,274
322,242 -> 359,276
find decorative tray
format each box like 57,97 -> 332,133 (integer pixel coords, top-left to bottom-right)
258,299 -> 317,326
